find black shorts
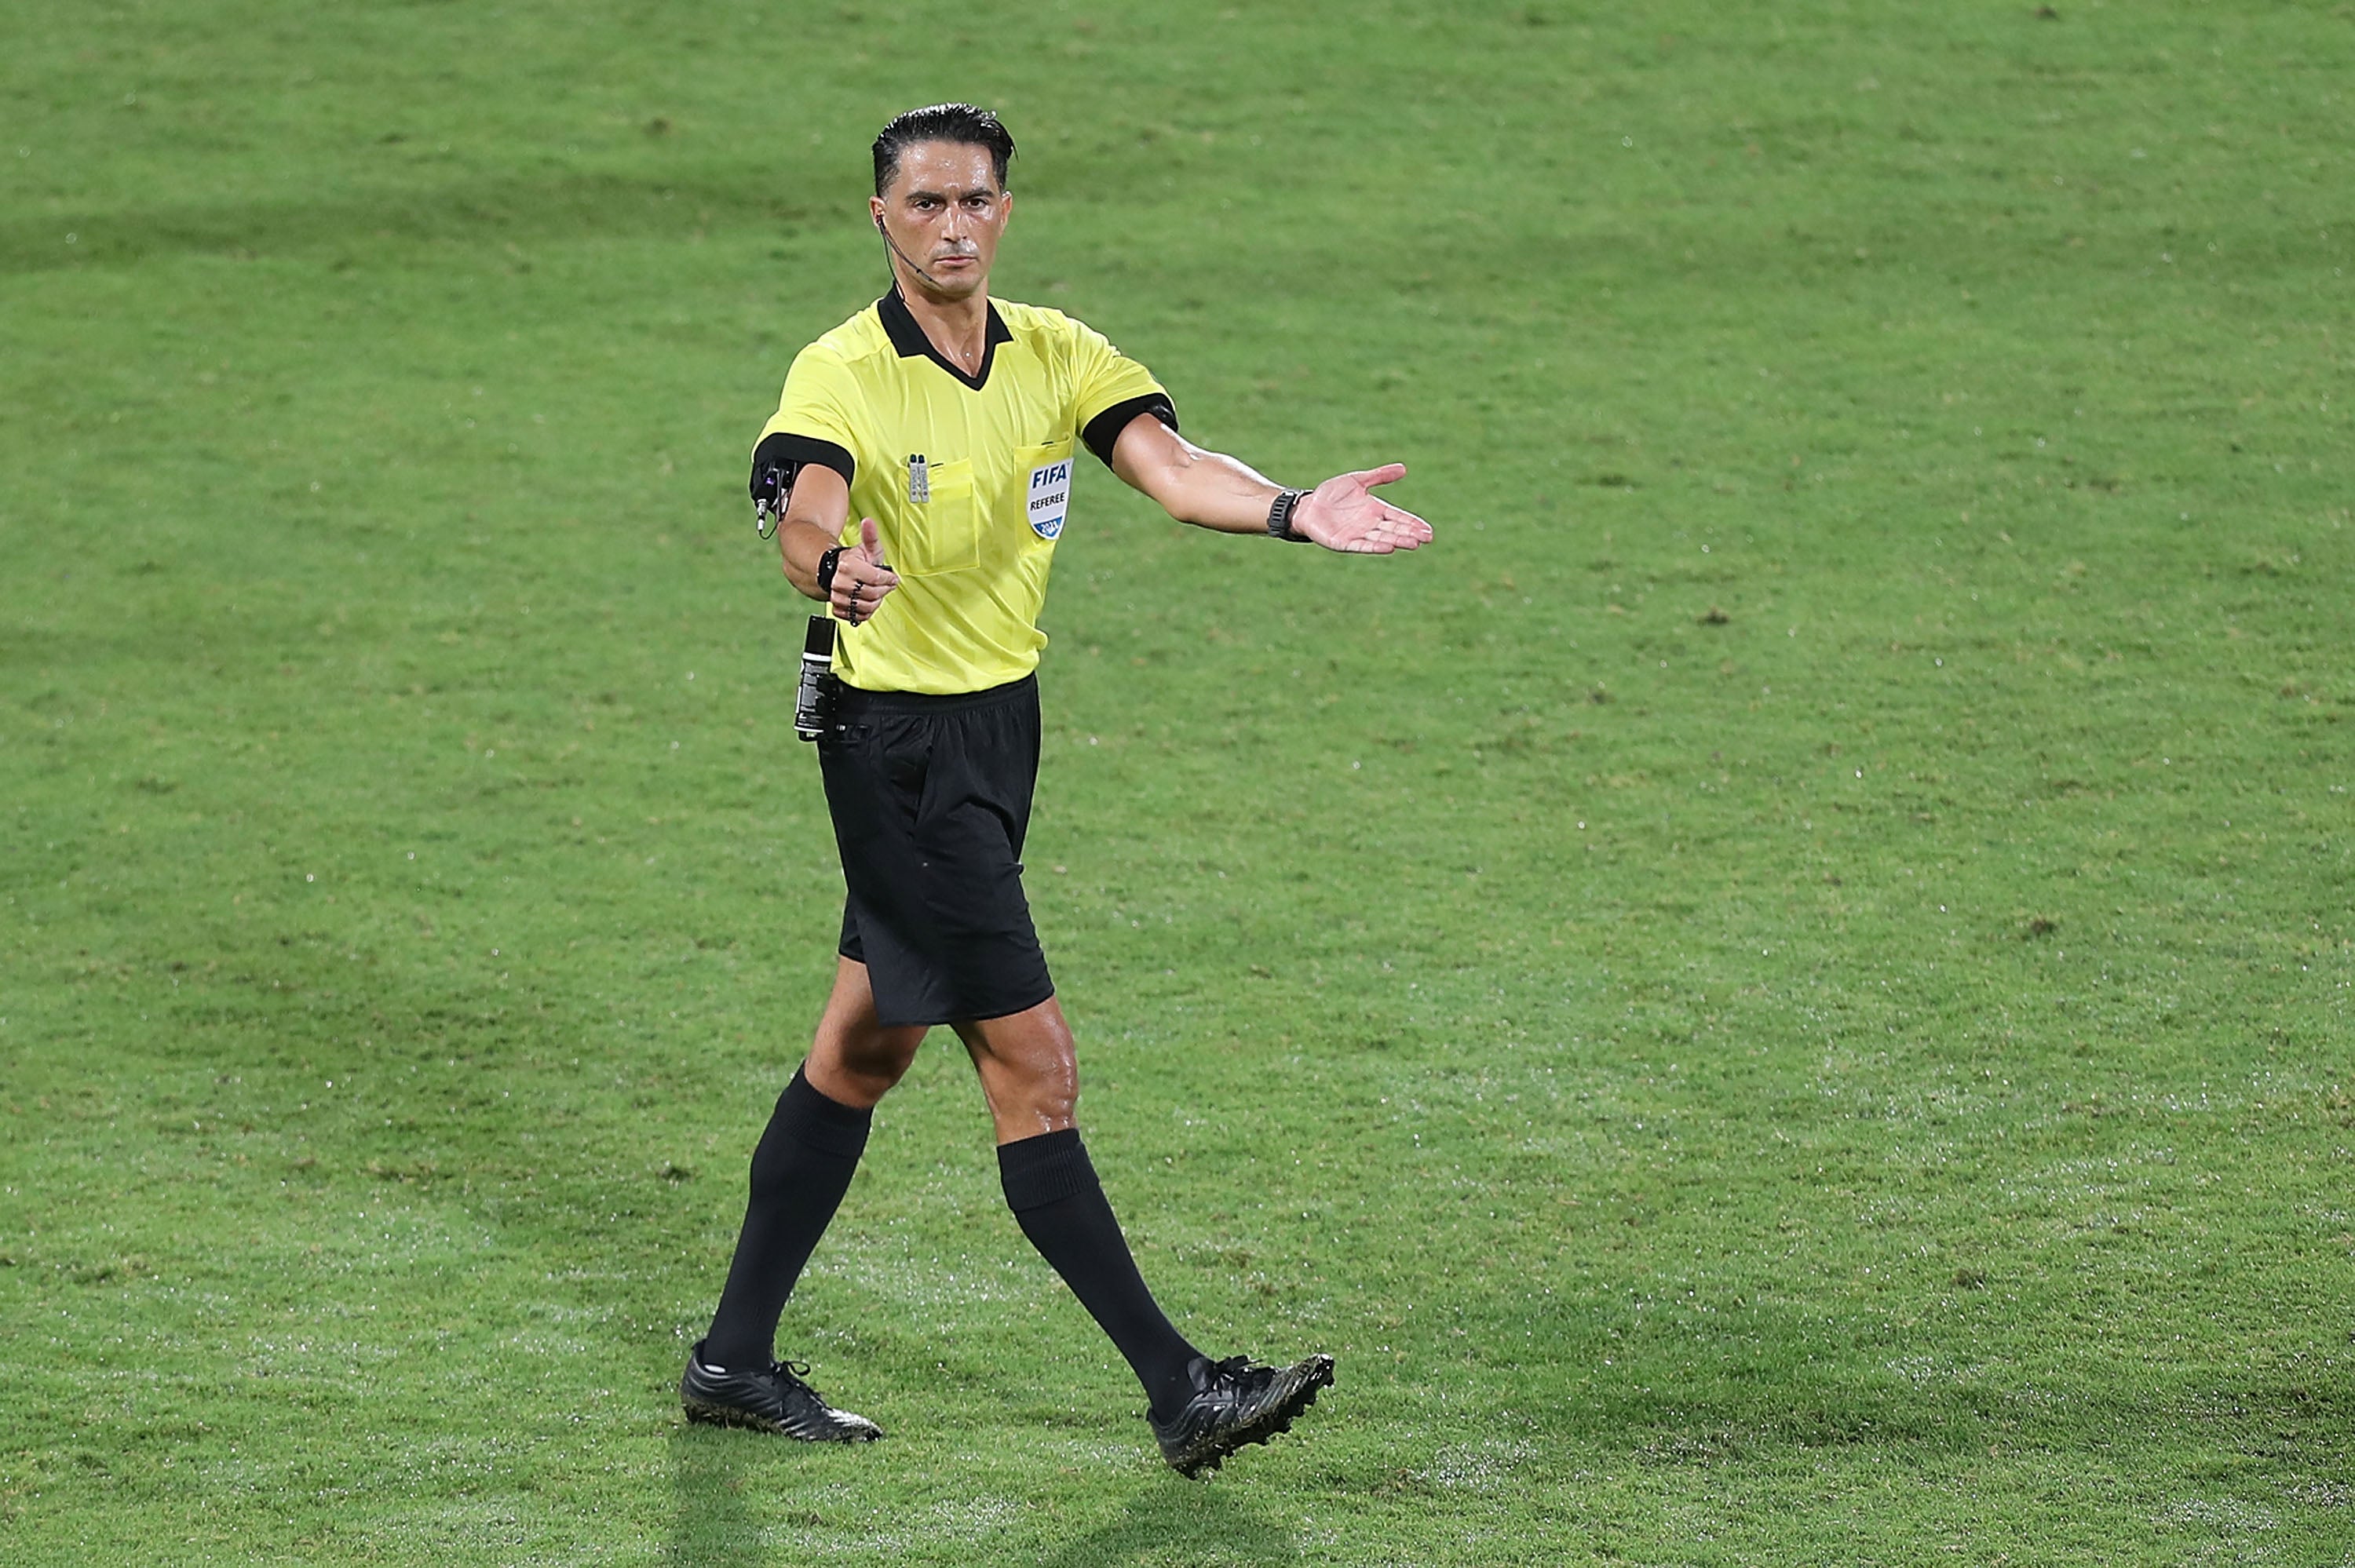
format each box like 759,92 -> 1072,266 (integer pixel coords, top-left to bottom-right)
816,676 -> 1054,1028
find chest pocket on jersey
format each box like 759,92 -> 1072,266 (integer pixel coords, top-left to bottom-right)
1010,439 -> 1077,544
896,456 -> 978,576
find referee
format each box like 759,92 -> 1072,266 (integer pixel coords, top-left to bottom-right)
681,104 -> 1433,1479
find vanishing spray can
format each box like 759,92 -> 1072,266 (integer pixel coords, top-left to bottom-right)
793,616 -> 835,742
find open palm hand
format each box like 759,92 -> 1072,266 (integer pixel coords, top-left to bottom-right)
1294,464 -> 1434,554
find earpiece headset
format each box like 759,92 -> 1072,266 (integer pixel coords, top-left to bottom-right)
874,212 -> 947,290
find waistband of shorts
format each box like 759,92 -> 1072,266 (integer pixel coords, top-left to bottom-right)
830,673 -> 1037,717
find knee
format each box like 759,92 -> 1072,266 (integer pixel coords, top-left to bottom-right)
810,1024 -> 922,1108
956,1004 -> 1083,1140
1002,1048 -> 1079,1129
834,1046 -> 918,1104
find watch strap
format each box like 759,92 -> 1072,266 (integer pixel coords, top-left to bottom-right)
1266,488 -> 1312,542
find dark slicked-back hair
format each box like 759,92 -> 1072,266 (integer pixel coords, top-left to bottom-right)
872,103 -> 1016,196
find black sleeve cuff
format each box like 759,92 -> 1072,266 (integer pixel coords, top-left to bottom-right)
1080,392 -> 1178,469
750,430 -> 856,499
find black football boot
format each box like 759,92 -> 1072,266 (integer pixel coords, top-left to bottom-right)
679,1340 -> 883,1442
1148,1352 -> 1334,1477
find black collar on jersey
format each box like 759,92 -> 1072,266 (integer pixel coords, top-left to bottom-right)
878,286 -> 1012,391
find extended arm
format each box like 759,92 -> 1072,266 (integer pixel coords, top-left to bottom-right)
1107,414 -> 1433,554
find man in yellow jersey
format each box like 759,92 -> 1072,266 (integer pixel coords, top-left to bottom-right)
681,104 -> 1432,1477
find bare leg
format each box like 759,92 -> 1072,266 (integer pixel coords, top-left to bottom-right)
807,955 -> 931,1106
951,994 -> 1079,1144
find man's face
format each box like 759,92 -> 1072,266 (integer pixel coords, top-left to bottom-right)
871,139 -> 1010,301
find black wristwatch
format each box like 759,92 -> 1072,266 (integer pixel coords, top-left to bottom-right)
1266,488 -> 1313,542
816,545 -> 845,596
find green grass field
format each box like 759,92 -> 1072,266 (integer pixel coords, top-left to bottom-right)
5,2 -> 2352,1562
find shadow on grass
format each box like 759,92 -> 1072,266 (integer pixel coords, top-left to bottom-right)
668,1424 -> 762,1568
666,1424 -> 1297,1567
1039,1482 -> 1298,1568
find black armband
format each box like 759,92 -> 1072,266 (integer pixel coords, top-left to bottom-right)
1080,392 -> 1178,469
751,430 -> 856,493
750,431 -> 856,537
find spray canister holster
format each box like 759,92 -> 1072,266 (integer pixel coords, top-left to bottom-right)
793,616 -> 841,742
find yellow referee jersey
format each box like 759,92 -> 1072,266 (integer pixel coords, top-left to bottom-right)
757,288 -> 1174,695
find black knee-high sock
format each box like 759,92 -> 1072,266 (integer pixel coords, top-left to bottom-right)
999,1129 -> 1202,1421
702,1066 -> 872,1369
